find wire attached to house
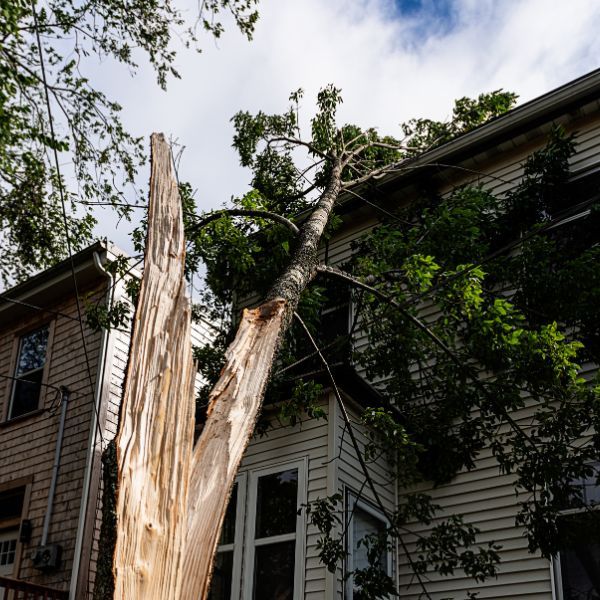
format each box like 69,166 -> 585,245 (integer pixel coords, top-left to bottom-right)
293,311 -> 434,600
0,294 -> 80,322
0,372 -> 62,393
30,2 -> 105,446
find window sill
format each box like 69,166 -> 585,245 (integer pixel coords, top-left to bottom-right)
0,409 -> 45,428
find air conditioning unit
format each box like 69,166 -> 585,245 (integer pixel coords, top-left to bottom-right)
32,544 -> 62,571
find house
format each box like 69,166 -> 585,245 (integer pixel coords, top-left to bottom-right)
1,69 -> 599,600
219,69 -> 600,600
0,243 -> 211,599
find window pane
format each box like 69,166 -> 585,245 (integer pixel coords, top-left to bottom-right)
10,370 -> 43,418
0,537 -> 17,568
16,327 -> 49,375
220,483 -> 237,545
208,551 -> 233,600
0,487 -> 24,520
253,540 -> 295,600
352,506 -> 387,573
255,469 -> 298,538
10,369 -> 43,419
560,543 -> 600,599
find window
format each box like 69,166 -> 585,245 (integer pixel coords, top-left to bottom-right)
553,470 -> 600,600
0,486 -> 25,579
8,325 -> 49,419
208,460 -> 306,600
345,491 -> 391,600
209,474 -> 246,600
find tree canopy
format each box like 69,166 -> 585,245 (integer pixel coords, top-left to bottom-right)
0,0 -> 258,284
189,87 -> 600,598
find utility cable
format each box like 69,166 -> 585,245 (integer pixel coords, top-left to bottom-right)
31,3 -> 105,446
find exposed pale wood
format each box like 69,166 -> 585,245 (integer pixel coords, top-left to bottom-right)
112,133 -> 196,599
182,297 -> 286,599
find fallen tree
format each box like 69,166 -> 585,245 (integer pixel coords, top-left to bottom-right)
108,87 -> 600,599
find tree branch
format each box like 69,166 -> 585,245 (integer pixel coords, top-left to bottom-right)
267,135 -> 330,160
187,209 -> 299,236
316,264 -> 541,457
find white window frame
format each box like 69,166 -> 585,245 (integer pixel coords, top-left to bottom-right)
550,465 -> 600,600
243,458 -> 307,600
345,489 -> 392,600
7,324 -> 51,419
212,472 -> 247,600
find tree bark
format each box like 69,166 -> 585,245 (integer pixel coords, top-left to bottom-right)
181,160 -> 343,598
112,137 -> 342,599
112,133 -> 196,599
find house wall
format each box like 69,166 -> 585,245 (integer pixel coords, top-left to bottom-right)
319,106 -> 600,599
329,395 -> 396,599
223,391 -> 394,600
0,283 -> 105,593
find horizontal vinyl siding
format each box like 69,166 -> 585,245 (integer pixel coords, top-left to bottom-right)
322,113 -> 600,599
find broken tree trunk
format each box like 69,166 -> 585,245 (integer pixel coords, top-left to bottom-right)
112,133 -> 196,599
181,159 -> 343,598
182,299 -> 286,599
110,134 -> 343,599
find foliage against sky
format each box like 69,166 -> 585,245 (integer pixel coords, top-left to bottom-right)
0,0 -> 258,285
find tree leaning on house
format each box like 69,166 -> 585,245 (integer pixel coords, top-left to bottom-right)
104,88 -> 600,598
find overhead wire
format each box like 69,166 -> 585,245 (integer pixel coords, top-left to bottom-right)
293,312 -> 434,600
31,2 -> 106,446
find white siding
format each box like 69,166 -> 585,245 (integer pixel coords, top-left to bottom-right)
318,111 -> 600,599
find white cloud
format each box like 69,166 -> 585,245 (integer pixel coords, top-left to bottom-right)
88,0 -> 600,252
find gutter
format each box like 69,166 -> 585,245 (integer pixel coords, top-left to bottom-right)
334,68 -> 600,214
69,250 -> 113,599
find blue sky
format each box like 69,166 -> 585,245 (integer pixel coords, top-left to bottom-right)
393,0 -> 457,31
84,0 -> 600,254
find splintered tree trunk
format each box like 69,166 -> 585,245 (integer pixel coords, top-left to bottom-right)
111,134 -> 341,599
182,298 -> 286,599
112,133 -> 196,599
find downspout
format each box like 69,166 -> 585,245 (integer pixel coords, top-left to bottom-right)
40,386 -> 70,546
69,251 -> 113,599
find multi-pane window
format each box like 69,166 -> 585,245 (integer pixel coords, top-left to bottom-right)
0,486 -> 24,579
0,536 -> 16,573
554,469 -> 600,599
250,467 -> 300,600
208,461 -> 306,600
346,491 -> 391,600
209,475 -> 245,600
8,325 -> 49,419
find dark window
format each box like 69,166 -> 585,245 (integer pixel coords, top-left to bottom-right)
0,486 -> 24,578
9,326 -> 49,419
255,469 -> 298,538
559,539 -> 600,600
0,487 -> 25,521
208,482 -> 240,600
253,540 -> 295,600
252,468 -> 299,600
207,467 -> 302,600
209,551 -> 234,600
556,468 -> 600,599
